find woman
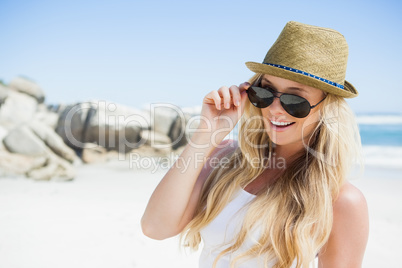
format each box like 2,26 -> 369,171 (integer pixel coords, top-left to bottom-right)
141,21 -> 369,267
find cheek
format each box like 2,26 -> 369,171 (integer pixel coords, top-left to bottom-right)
260,109 -> 271,127
297,112 -> 320,136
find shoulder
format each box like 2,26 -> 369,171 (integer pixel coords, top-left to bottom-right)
318,182 -> 369,266
332,182 -> 369,239
333,182 -> 368,217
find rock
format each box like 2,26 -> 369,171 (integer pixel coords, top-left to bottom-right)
29,120 -> 77,163
170,114 -> 188,150
1,123 -> 76,181
85,124 -> 143,153
147,104 -> 191,150
151,105 -> 180,136
141,129 -> 171,146
137,130 -> 172,155
0,149 -> 47,175
0,84 -> 8,105
3,125 -> 47,156
25,152 -> 76,181
8,76 -> 45,103
81,143 -> 107,164
50,153 -> 77,181
0,125 -> 7,146
33,110 -> 59,129
132,144 -> 171,158
84,101 -> 147,152
55,102 -> 93,149
27,161 -> 58,181
32,104 -> 59,129
0,126 -> 7,153
27,152 -> 75,181
0,90 -> 38,129
56,101 -> 146,153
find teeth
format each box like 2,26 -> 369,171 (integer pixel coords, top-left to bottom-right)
271,120 -> 293,126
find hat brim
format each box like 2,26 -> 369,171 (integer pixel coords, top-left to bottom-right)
245,62 -> 358,98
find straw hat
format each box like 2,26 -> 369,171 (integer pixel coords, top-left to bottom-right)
245,21 -> 358,98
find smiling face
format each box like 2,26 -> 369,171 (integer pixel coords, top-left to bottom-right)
258,74 -> 326,150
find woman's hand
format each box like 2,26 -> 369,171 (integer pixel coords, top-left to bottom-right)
196,82 -> 250,143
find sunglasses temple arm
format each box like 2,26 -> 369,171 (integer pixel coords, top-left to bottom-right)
310,95 -> 327,109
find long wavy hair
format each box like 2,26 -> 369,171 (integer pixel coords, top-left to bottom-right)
181,73 -> 362,268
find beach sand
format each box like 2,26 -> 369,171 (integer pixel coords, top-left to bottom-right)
0,159 -> 401,268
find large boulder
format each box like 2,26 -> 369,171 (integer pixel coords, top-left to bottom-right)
0,125 -> 7,147
138,129 -> 172,156
0,149 -> 47,177
3,125 -> 48,156
55,102 -> 91,150
84,124 -> 143,153
146,104 -> 188,150
27,154 -> 75,181
0,89 -> 38,129
81,143 -> 107,164
33,103 -> 60,129
8,76 -> 45,103
56,101 -> 147,153
141,129 -> 171,147
85,101 -> 148,153
29,120 -> 77,163
1,125 -> 76,181
0,84 -> 8,105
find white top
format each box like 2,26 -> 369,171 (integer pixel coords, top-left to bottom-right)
199,188 -> 298,268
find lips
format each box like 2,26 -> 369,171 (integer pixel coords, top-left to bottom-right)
270,119 -> 295,132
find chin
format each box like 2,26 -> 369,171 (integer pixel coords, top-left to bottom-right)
266,132 -> 289,146
266,129 -> 302,147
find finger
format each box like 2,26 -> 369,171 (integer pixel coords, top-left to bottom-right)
238,89 -> 249,114
229,85 -> 241,107
218,86 -> 231,109
239,81 -> 251,92
209,90 -> 222,110
240,88 -> 248,105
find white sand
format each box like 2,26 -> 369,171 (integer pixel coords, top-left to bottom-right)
0,160 -> 401,268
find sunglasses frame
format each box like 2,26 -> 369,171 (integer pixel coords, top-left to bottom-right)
247,83 -> 327,118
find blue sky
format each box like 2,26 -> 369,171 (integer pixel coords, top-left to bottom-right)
1,0 -> 401,114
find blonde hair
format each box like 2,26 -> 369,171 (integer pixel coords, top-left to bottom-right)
181,74 -> 362,268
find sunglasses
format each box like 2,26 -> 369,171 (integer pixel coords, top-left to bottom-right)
247,84 -> 326,118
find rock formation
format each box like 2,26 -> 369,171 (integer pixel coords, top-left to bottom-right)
0,76 -> 200,181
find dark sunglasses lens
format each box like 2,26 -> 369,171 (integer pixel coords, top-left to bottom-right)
247,86 -> 274,108
280,94 -> 311,118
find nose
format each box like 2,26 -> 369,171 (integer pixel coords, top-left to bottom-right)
267,96 -> 285,116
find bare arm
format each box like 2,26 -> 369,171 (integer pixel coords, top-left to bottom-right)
177,139 -> 239,233
141,83 -> 249,240
318,182 -> 369,267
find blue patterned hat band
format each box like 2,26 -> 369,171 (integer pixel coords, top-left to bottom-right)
264,63 -> 344,90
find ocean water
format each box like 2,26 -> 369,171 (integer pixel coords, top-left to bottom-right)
356,114 -> 402,171
357,115 -> 402,147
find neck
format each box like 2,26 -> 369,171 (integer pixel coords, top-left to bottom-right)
271,141 -> 306,167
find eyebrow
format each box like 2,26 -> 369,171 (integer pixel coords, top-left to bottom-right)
262,78 -> 307,93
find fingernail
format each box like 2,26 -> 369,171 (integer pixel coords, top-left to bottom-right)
217,104 -> 221,110
225,103 -> 229,109
235,100 -> 240,106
